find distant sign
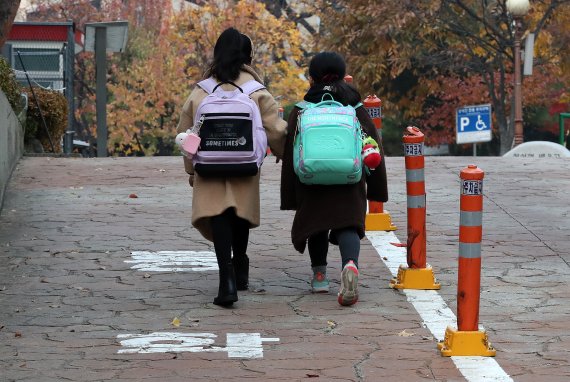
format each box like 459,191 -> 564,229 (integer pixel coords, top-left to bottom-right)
456,104 -> 492,144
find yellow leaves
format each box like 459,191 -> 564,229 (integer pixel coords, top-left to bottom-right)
398,329 -> 415,337
104,0 -> 306,155
472,46 -> 487,58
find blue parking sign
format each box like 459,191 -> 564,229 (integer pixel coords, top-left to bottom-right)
456,104 -> 492,144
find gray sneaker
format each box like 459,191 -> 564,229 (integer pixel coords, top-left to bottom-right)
338,261 -> 359,306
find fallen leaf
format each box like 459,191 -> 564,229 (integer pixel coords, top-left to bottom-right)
171,317 -> 181,327
398,329 -> 415,337
327,320 -> 337,329
129,193 -> 138,198
390,242 -> 407,247
15,332 -> 22,337
383,257 -> 388,260
306,374 -> 319,378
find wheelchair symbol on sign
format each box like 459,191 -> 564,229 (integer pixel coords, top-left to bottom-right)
475,115 -> 487,131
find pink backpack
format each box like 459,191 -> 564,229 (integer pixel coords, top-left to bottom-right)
192,78 -> 268,177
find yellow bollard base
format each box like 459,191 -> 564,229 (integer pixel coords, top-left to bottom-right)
437,326 -> 497,357
365,211 -> 397,231
389,264 -> 441,290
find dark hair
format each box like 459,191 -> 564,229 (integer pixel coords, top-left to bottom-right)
308,52 -> 361,106
240,33 -> 253,65
206,27 -> 252,82
309,52 -> 346,84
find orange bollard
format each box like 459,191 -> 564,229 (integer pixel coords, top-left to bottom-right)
404,126 -> 426,269
438,164 -> 496,356
390,126 -> 439,289
364,94 -> 382,130
363,94 -> 396,231
458,164 -> 484,331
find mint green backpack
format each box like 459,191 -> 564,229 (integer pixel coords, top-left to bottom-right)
293,95 -> 364,185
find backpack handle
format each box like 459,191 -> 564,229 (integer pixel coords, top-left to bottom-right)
212,81 -> 243,93
314,99 -> 344,108
312,93 -> 343,108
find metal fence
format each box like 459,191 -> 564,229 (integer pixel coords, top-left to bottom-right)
2,22 -> 76,154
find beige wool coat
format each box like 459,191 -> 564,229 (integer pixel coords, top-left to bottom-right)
176,66 -> 287,241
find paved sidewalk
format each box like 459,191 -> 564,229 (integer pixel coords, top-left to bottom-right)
0,156 -> 569,381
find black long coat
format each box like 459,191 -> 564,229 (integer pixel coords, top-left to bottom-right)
280,101 -> 389,253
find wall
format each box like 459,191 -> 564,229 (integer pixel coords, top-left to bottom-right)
0,89 -> 23,211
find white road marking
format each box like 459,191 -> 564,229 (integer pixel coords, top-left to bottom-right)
126,251 -> 217,272
367,230 -> 513,382
117,332 -> 279,359
227,333 -> 280,358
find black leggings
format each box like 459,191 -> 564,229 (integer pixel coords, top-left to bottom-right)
210,208 -> 250,263
308,227 -> 360,269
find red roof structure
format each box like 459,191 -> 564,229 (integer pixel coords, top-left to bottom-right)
8,22 -> 83,50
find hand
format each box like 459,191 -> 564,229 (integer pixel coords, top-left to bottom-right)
189,174 -> 195,187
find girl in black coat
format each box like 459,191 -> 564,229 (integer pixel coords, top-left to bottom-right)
280,52 -> 388,306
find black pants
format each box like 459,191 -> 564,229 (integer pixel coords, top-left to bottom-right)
210,208 -> 250,263
308,227 -> 360,269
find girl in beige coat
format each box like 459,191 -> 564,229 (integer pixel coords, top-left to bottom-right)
177,28 -> 286,306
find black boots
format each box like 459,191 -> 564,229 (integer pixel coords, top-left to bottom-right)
233,255 -> 249,291
213,262 -> 238,307
212,255 -> 248,306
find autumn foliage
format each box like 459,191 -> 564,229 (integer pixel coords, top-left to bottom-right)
21,0 -> 570,155
107,0 -> 305,156
27,0 -> 305,156
316,0 -> 570,154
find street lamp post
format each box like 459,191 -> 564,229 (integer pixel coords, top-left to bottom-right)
506,0 -> 530,147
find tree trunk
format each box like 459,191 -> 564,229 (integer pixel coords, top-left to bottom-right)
499,97 -> 516,155
0,0 -> 21,48
498,108 -> 514,155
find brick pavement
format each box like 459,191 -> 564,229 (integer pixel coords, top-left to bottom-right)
0,156 -> 569,381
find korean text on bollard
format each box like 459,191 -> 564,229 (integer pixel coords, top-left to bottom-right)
363,94 -> 396,231
438,165 -> 496,356
390,126 -> 440,290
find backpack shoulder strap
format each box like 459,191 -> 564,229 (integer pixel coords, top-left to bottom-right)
196,77 -> 218,94
240,80 -> 265,95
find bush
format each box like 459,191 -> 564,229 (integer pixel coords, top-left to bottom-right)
0,56 -> 23,113
23,87 -> 68,153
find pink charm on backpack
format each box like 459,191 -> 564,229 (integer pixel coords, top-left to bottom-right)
182,133 -> 201,157
175,116 -> 204,158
